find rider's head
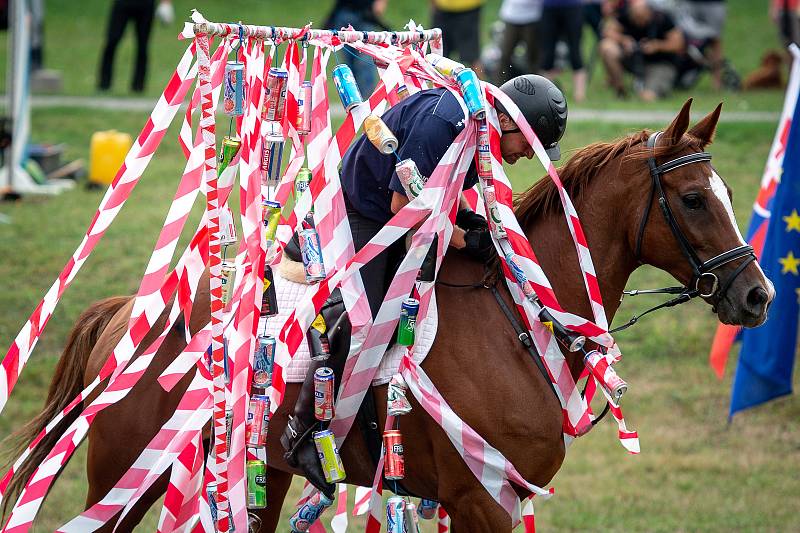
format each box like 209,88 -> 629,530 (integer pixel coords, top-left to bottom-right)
496,74 -> 568,162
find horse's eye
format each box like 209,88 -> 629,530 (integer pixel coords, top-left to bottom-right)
682,193 -> 704,210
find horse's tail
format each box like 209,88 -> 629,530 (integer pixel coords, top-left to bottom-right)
1,295 -> 131,515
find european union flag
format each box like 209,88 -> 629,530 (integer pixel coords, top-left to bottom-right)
731,98 -> 800,416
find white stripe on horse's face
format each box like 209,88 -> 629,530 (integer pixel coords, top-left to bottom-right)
709,170 -> 746,246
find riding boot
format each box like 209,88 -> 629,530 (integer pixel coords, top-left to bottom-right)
281,304 -> 351,500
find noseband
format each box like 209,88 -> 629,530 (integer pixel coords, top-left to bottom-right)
614,132 -> 756,332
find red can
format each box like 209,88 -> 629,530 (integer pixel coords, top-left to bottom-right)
314,367 -> 335,421
263,67 -> 288,121
246,393 -> 269,447
383,429 -> 404,480
297,81 -> 312,135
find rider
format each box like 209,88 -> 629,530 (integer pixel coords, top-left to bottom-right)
281,74 -> 569,497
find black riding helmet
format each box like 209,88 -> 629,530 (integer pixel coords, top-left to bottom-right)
499,74 -> 568,160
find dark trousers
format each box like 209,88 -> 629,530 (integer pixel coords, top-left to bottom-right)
539,5 -> 584,71
98,0 -> 155,92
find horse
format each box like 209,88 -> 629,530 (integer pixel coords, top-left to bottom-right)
2,99 -> 774,532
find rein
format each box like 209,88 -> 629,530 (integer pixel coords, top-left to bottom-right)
615,131 -> 756,333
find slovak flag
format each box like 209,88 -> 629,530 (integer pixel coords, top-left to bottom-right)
709,44 -> 800,416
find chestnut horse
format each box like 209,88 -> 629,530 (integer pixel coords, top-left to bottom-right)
3,100 -> 773,532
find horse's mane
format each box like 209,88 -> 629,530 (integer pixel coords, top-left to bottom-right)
513,129 -> 704,227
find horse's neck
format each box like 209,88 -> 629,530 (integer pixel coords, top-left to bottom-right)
524,179 -> 639,379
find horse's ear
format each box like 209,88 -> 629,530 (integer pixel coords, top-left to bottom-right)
688,102 -> 723,148
663,98 -> 693,144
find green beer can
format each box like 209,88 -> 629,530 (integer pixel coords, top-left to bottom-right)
246,459 -> 267,509
219,136 -> 241,177
294,167 -> 312,199
262,200 -> 282,244
396,298 -> 420,346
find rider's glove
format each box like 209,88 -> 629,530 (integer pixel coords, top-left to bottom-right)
456,208 -> 488,231
463,229 -> 496,264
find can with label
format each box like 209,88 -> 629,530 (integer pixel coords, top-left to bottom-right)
364,114 -> 399,155
314,367 -> 335,421
253,335 -> 275,387
482,185 -> 507,238
207,481 -> 219,524
584,350 -> 628,404
396,84 -> 410,101
387,373 -> 412,416
246,393 -> 270,447
294,167 -> 312,199
219,207 -> 237,246
383,429 -> 405,480
220,262 -> 236,306
386,496 -> 407,533
262,200 -> 282,243
313,429 -> 346,483
261,121 -> 284,186
299,228 -> 326,283
417,499 -> 438,520
404,501 -> 422,533
263,67 -> 288,121
307,313 -> 331,361
397,297 -> 420,346
455,68 -> 485,120
288,491 -> 334,532
223,337 -> 231,385
297,81 -> 312,134
261,264 -> 279,317
477,123 -> 493,178
425,53 -> 465,77
246,459 -> 267,509
219,135 -> 241,177
395,158 -> 426,199
224,61 -> 245,116
332,64 -> 363,111
225,406 -> 234,453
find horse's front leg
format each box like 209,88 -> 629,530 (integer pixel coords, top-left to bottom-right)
440,486 -> 513,533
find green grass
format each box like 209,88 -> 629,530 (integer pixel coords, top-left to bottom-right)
0,106 -> 798,531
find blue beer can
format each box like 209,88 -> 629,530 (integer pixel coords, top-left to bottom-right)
332,64 -> 363,112
253,335 -> 275,388
386,496 -> 407,533
455,68 -> 485,120
224,61 -> 245,116
289,491 -> 334,532
417,498 -> 439,520
299,228 -> 326,283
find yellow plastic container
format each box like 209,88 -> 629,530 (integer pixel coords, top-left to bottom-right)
89,130 -> 132,185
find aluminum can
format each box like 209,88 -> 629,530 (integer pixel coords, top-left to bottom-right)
404,501 -> 422,533
386,496 -> 407,533
297,81 -> 312,134
261,121 -> 284,186
395,158 -> 425,199
262,200 -> 282,243
246,459 -> 267,509
219,135 -> 241,177
299,228 -> 326,283
364,114 -> 399,154
396,84 -> 410,101
482,185 -> 507,238
425,53 -> 465,77
253,335 -> 275,387
294,167 -> 312,199
314,367 -> 335,421
455,68 -> 485,120
332,64 -> 363,111
207,481 -> 219,524
417,499 -> 438,520
307,313 -> 331,361
225,406 -> 234,453
387,373 -> 412,416
219,207 -> 237,246
397,297 -> 419,346
261,264 -> 279,317
246,393 -> 269,447
263,67 -> 288,121
288,491 -> 334,532
383,429 -> 405,480
504,253 -> 536,300
477,124 -> 493,178
313,429 -> 346,483
220,262 -> 236,306
584,350 -> 628,404
224,61 -> 244,116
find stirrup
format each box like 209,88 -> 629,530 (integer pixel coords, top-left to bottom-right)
281,416 -> 318,466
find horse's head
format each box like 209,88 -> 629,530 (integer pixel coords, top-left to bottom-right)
633,99 -> 774,327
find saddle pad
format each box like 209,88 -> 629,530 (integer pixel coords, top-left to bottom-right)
260,268 -> 438,386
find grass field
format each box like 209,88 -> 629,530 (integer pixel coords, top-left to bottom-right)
0,0 -> 798,531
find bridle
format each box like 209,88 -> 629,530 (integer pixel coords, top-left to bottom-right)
614,131 -> 756,332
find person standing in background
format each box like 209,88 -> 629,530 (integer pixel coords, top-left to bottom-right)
771,0 -> 800,50
325,0 -> 388,96
495,0 -> 544,84
674,0 -> 726,91
431,0 -> 485,72
98,0 -> 174,93
539,0 -> 587,102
